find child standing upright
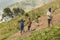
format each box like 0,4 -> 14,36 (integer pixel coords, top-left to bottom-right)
28,17 -> 32,31
47,8 -> 53,27
18,19 -> 25,34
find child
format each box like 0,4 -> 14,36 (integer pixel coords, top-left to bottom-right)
18,19 -> 25,34
47,8 -> 53,27
28,17 -> 32,31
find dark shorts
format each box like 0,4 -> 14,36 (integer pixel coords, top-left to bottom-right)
48,19 -> 52,24
28,26 -> 31,30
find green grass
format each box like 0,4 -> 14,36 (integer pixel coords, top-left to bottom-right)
0,16 -> 20,40
16,24 -> 60,40
0,0 -> 60,40
26,0 -> 60,20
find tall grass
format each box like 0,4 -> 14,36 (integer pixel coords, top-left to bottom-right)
16,24 -> 60,40
0,0 -> 60,40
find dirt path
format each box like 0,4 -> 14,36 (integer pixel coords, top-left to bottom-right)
5,9 -> 60,40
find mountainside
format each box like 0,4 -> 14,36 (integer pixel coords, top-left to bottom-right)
0,0 -> 60,40
0,0 -> 22,10
0,0 -> 52,22
8,0 -> 52,12
16,24 -> 60,40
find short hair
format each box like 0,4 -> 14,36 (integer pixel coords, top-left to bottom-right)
21,19 -> 23,21
48,8 -> 51,12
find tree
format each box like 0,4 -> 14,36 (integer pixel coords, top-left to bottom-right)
25,13 -> 29,17
20,9 -> 25,15
13,8 -> 20,16
3,8 -> 13,18
13,8 -> 25,16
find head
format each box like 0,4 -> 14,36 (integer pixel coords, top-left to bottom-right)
48,8 -> 51,12
21,19 -> 23,21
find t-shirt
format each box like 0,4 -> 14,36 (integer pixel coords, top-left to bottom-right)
20,20 -> 24,27
47,11 -> 52,19
28,20 -> 32,26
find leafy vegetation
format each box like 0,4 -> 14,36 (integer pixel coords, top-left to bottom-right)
0,0 -> 60,40
3,8 -> 13,18
3,7 -> 25,18
16,24 -> 60,40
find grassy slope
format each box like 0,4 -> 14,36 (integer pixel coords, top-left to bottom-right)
16,24 -> 60,40
27,0 -> 60,20
0,0 -> 60,40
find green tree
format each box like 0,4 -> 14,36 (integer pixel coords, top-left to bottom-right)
25,13 -> 29,17
13,8 -> 20,16
3,8 -> 13,18
20,9 -> 25,15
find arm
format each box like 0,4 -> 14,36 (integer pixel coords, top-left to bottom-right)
52,8 -> 57,13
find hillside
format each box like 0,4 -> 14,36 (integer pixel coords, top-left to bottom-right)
0,0 -> 60,40
7,0 -> 52,12
5,8 -> 60,40
16,24 -> 60,40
